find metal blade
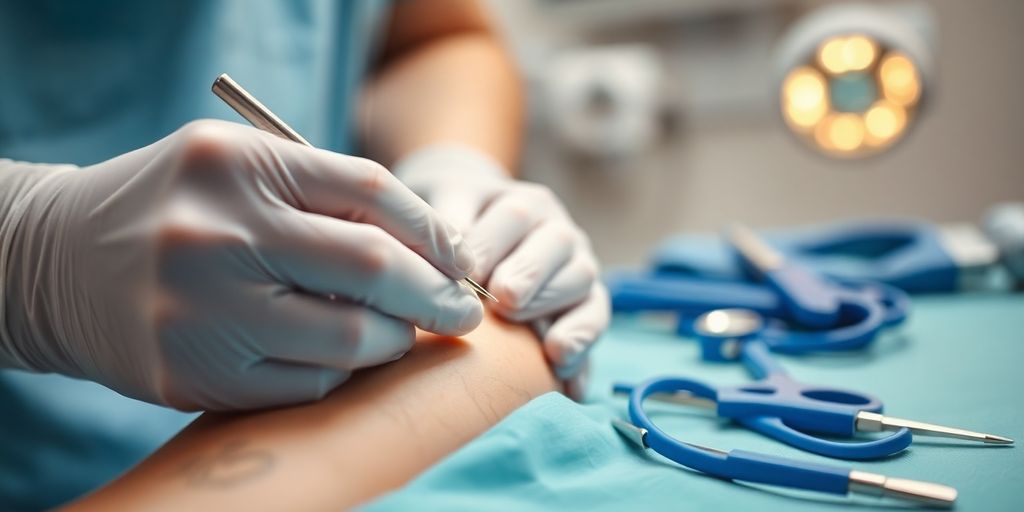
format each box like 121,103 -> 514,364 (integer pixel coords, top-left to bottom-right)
856,411 -> 1014,444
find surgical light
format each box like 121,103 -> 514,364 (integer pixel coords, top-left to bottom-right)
775,3 -> 935,159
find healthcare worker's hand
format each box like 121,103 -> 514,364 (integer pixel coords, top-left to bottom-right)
394,144 -> 610,399
0,120 -> 483,410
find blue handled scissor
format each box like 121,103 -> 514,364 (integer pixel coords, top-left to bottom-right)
609,271 -> 908,353
650,219 -> 1012,293
612,393 -> 959,507
609,224 -> 911,353
614,309 -> 1013,460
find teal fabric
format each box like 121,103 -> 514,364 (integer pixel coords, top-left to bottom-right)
0,1 -> 391,509
365,294 -> 1024,511
0,0 -> 390,166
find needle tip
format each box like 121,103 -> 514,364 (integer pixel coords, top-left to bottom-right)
462,278 -> 499,303
985,434 -> 1014,445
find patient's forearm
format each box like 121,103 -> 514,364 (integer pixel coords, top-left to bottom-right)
66,313 -> 558,511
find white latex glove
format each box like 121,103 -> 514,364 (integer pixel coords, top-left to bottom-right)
0,120 -> 483,411
394,144 -> 610,398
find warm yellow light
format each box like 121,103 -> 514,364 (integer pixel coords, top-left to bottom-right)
818,36 -> 849,75
864,100 -> 907,145
879,52 -> 921,106
785,101 -> 828,130
827,113 -> 865,152
782,67 -> 828,128
792,38 -> 920,157
842,35 -> 877,72
814,114 -> 836,151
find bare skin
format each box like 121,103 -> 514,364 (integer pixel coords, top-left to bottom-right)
360,0 -> 525,171
64,312 -> 558,511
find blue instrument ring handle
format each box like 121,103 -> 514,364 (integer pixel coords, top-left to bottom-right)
738,416 -> 913,460
830,278 -> 911,328
761,299 -> 883,353
620,377 -> 851,494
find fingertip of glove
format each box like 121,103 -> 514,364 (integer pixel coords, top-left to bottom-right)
456,296 -> 485,334
452,234 -> 477,276
563,371 -> 589,402
544,332 -> 588,372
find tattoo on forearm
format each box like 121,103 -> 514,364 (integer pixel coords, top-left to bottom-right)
179,439 -> 276,489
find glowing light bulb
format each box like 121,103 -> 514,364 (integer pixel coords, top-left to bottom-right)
842,35 -> 877,72
782,67 -> 828,128
879,52 -> 921,106
828,113 -> 865,152
814,114 -> 836,151
864,100 -> 907,146
818,36 -> 849,75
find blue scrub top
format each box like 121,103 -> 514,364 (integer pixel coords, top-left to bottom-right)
0,1 -> 391,508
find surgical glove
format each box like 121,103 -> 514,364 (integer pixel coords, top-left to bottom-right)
0,120 -> 483,410
394,144 -> 610,396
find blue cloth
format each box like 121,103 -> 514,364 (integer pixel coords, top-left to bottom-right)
365,294 -> 1024,511
0,0 -> 390,166
0,373 -> 197,510
0,1 -> 390,509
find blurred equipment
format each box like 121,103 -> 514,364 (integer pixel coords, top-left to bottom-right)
611,302 -> 1011,507
609,224 -> 911,353
648,202 -> 1024,294
543,45 -> 663,160
615,308 -> 1010,459
774,2 -> 936,158
606,221 -> 1015,507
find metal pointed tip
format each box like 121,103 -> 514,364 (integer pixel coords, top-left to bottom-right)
985,434 -> 1014,445
461,277 -> 498,303
856,411 -> 1014,446
611,419 -> 649,448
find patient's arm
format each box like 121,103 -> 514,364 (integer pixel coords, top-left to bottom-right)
65,312 -> 558,511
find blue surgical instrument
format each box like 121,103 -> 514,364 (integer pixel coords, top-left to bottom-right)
728,224 -> 842,328
651,212 -> 1024,293
610,223 -> 911,352
609,225 -> 911,353
612,401 -> 958,507
615,309 -> 1013,460
609,271 -> 908,353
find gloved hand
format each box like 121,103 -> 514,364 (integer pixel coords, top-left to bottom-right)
394,145 -> 610,398
0,120 -> 483,411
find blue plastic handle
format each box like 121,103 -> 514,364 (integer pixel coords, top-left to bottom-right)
651,220 -> 960,293
608,271 -> 901,355
736,338 -> 912,459
724,449 -> 851,494
607,271 -> 784,317
739,416 -> 912,460
758,290 -> 888,353
764,263 -> 841,328
623,377 -> 853,495
717,340 -> 883,438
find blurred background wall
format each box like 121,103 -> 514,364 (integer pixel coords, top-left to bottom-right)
484,0 -> 1023,265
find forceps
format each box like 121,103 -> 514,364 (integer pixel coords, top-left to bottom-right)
211,73 -> 498,303
615,308 -> 1013,460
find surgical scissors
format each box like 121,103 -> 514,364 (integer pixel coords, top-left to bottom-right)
609,224 -> 911,353
612,401 -> 959,507
615,309 -> 1013,461
650,218 -> 1019,293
